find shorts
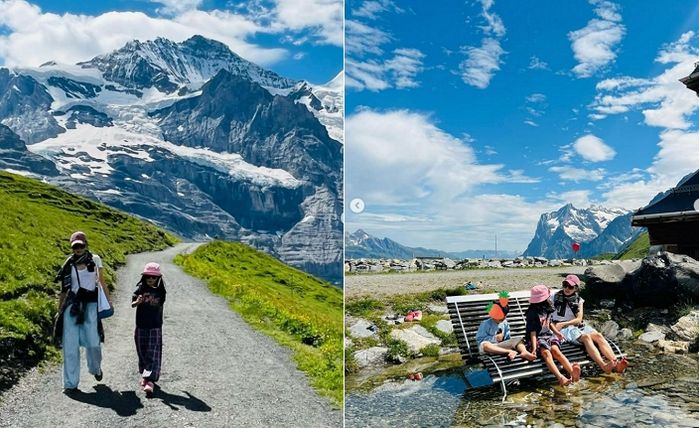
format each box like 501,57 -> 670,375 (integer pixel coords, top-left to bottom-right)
535,334 -> 561,355
478,336 -> 524,354
560,325 -> 596,344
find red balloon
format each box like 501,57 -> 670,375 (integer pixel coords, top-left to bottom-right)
571,242 -> 580,253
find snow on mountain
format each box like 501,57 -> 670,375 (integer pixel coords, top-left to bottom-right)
0,35 -> 343,283
523,204 -> 635,258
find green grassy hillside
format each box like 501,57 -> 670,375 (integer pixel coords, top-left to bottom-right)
0,171 -> 177,391
616,232 -> 650,259
174,241 -> 343,406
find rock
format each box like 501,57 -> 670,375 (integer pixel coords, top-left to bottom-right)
585,260 -> 641,286
349,319 -> 377,339
439,347 -> 459,355
428,304 -> 449,314
657,339 -> 689,354
390,325 -> 441,353
672,254 -> 699,298
600,320 -> 619,339
352,347 -> 388,368
618,328 -> 634,340
647,323 -> 671,335
436,320 -> 453,334
599,299 -> 615,309
639,331 -> 665,343
671,310 -> 699,342
344,337 -> 353,349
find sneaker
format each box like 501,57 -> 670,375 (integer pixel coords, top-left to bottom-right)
143,381 -> 154,398
63,387 -> 80,396
94,370 -> 103,382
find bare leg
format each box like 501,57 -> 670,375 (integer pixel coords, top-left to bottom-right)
516,343 -> 537,361
591,332 -> 618,363
580,334 -> 614,373
541,349 -> 570,385
482,342 -> 517,360
552,345 -> 581,382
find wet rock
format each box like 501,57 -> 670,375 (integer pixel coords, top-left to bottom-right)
349,318 -> 378,339
390,325 -> 441,353
436,320 -> 453,334
657,339 -> 689,354
352,347 -> 388,368
639,331 -> 665,343
618,328 -> 634,340
671,310 -> 699,342
600,320 -> 619,339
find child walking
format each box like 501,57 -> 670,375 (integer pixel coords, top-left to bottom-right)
526,285 -> 581,386
132,262 -> 167,397
476,292 -> 536,361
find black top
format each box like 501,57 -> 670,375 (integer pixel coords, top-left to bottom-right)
132,282 -> 166,328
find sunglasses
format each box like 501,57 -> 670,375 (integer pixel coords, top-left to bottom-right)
71,244 -> 85,250
564,283 -> 577,290
143,275 -> 159,280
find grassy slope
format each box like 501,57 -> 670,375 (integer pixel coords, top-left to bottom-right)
0,171 -> 177,390
616,232 -> 650,259
174,241 -> 343,406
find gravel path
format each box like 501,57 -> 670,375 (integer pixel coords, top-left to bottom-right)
345,266 -> 588,299
0,243 -> 341,428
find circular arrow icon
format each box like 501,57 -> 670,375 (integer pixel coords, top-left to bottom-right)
350,198 -> 365,214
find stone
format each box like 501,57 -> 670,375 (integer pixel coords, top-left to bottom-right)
671,310 -> 699,342
673,255 -> 699,298
439,347 -> 459,355
344,337 -> 353,349
647,323 -> 671,335
657,339 -> 689,354
428,304 -> 449,314
436,319 -> 453,334
352,347 -> 388,368
390,325 -> 441,353
618,328 -> 634,340
349,319 -> 377,339
600,320 -> 619,339
585,260 -> 641,286
639,331 -> 665,343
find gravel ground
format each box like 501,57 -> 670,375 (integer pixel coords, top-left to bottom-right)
0,243 -> 341,428
345,266 -> 588,299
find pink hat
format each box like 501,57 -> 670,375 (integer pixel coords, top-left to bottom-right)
70,231 -> 87,247
530,284 -> 550,303
563,274 -> 581,287
142,262 -> 162,277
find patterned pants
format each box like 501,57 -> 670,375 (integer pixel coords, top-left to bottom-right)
135,327 -> 162,382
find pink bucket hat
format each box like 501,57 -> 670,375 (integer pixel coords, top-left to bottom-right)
530,285 -> 550,303
142,262 -> 162,277
70,231 -> 87,247
563,274 -> 581,287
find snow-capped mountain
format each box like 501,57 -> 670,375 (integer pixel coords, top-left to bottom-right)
522,204 -> 639,258
0,36 -> 343,284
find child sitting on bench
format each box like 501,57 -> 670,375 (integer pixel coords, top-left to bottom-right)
476,292 -> 536,361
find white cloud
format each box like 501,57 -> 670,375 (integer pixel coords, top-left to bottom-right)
345,20 -> 424,91
549,165 -> 606,182
353,0 -> 401,20
528,56 -> 549,70
152,0 -> 202,16
526,93 -> 546,103
459,38 -> 505,89
568,0 -> 625,78
573,135 -> 616,162
524,120 -> 538,127
0,0 -> 342,68
459,0 -> 507,89
591,32 -> 699,129
548,190 -> 593,208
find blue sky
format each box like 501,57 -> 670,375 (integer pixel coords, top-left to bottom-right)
346,0 -> 699,253
0,0 -> 342,83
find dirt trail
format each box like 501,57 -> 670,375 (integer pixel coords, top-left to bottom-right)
0,243 -> 340,427
345,266 -> 588,298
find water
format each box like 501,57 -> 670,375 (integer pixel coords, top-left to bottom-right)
346,344 -> 699,427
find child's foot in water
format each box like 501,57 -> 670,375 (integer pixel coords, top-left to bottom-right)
602,360 -> 615,374
572,363 -> 581,382
614,357 -> 629,373
558,375 -> 571,386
